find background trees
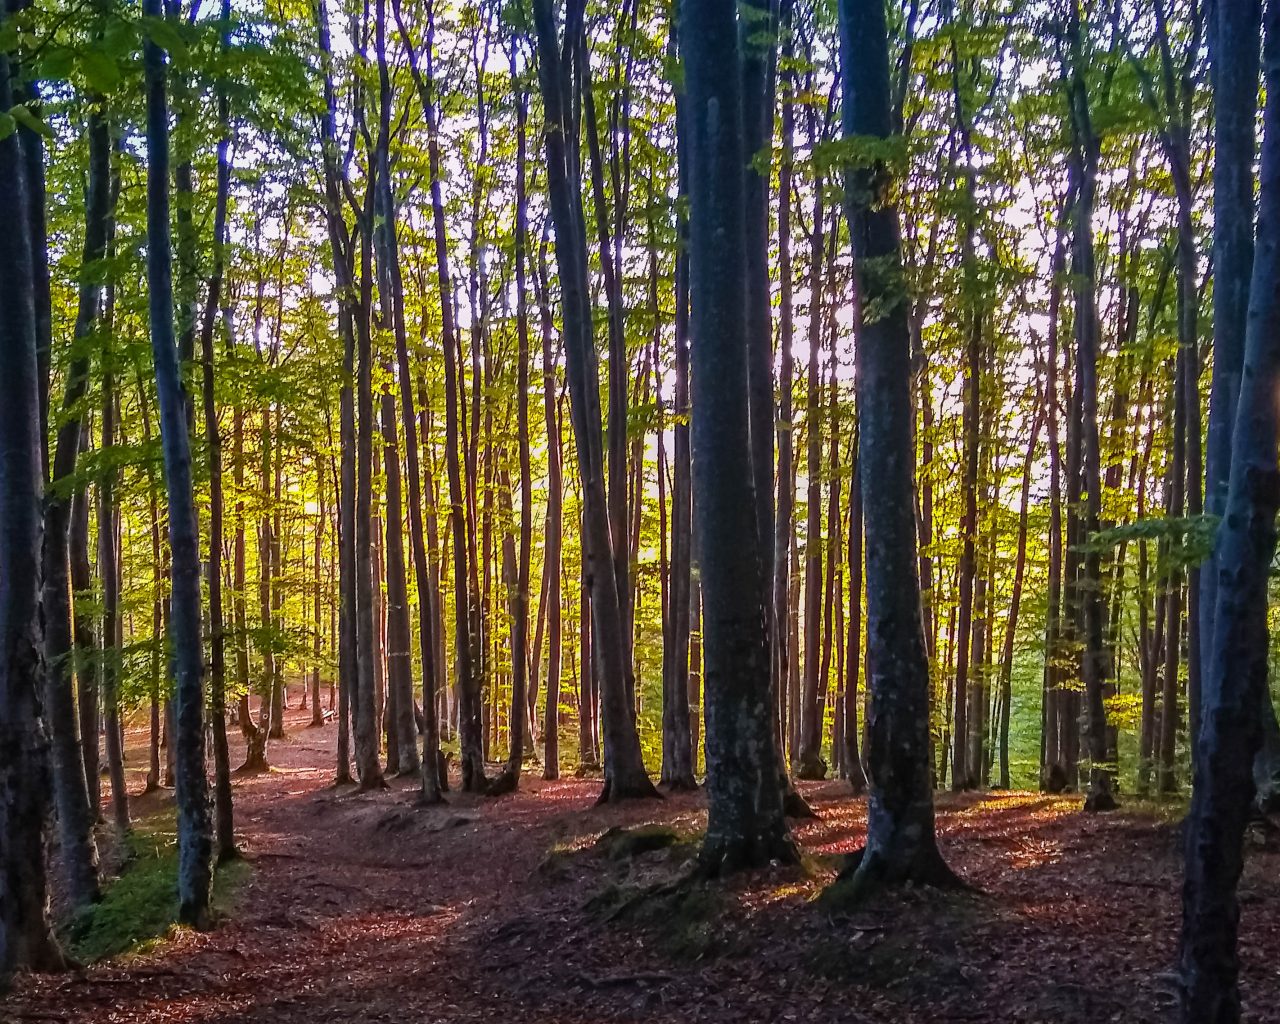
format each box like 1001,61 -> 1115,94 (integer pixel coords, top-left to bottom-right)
2,0 -> 1278,1012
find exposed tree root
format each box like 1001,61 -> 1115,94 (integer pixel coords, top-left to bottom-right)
658,776 -> 699,793
822,843 -> 972,909
1083,788 -> 1119,813
695,830 -> 802,877
783,783 -> 820,820
795,754 -> 828,781
595,772 -> 663,804
485,768 -> 520,797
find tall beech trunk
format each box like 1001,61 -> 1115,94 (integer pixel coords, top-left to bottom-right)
798,180 -> 828,781
773,31 -> 797,762
70,476 -> 100,819
41,106 -> 110,909
0,27 -> 66,977
1201,0 -> 1280,812
535,238 -> 564,780
1040,218 -> 1068,789
1179,5 -> 1278,1016
378,0 -> 442,800
833,0 -> 960,894
200,0 -> 235,858
844,437 -> 866,793
490,51 -> 534,796
998,408 -> 1042,789
310,468 -> 325,728
142,0 -> 213,922
1065,9 -> 1115,810
317,0 -> 357,786
580,39 -> 632,681
100,313 -> 129,830
370,31 -> 418,775
684,0 -> 796,873
531,0 -> 655,802
395,0 -> 482,791
661,16 -> 696,791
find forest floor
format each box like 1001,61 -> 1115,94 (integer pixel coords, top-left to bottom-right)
10,708 -> 1280,1024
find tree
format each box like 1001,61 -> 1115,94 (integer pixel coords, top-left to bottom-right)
0,14 -> 66,982
530,0 -> 656,802
141,0 -> 213,924
1177,0 -> 1273,1018
832,0 -> 961,895
683,0 -> 797,872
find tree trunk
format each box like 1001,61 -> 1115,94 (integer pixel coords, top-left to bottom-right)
844,437 -> 866,793
834,0 -> 961,894
41,105 -> 110,909
684,0 -> 797,873
1179,5 -> 1276,1016
315,0 -> 355,786
200,3 -> 236,858
531,0 -> 655,802
0,29 -> 66,977
142,0 -> 213,922
798,182 -> 828,782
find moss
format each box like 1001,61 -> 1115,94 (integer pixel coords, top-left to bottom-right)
63,814 -> 249,964
592,824 -> 684,860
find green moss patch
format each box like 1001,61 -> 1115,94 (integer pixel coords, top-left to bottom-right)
63,815 -> 248,963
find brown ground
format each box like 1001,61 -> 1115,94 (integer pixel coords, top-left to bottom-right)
9,708 -> 1280,1023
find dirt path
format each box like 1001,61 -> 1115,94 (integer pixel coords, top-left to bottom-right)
9,709 -> 1280,1023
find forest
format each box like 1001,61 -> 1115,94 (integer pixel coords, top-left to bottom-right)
2,0 -> 1280,1020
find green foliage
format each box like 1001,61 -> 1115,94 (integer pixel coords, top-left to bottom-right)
63,815 -> 248,963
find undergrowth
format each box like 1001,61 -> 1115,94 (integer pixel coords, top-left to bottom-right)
63,813 -> 249,963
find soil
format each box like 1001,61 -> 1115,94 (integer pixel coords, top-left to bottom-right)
10,707 -> 1280,1023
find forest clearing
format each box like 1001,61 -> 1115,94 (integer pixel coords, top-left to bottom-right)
11,708 -> 1280,1024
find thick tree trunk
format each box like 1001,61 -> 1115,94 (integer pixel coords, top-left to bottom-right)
684,0 -> 796,873
0,31 -> 66,979
1179,7 -> 1278,1017
834,0 -> 961,895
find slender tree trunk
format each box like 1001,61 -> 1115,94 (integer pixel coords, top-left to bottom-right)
844,437 -> 866,793
531,0 -> 655,801
798,184 -> 828,782
70,473 -> 101,821
200,4 -> 235,857
42,106 -> 110,909
1066,8 -> 1116,811
142,0 -> 213,920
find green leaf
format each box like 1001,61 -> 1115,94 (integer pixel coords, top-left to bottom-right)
8,104 -> 53,140
141,16 -> 187,59
0,112 -> 14,141
81,50 -> 122,93
38,45 -> 76,82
